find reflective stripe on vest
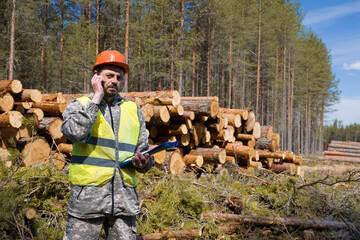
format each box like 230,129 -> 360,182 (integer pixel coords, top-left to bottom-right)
69,96 -> 140,187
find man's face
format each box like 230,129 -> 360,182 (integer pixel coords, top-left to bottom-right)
99,65 -> 125,98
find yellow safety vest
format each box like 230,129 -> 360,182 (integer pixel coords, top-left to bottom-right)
69,96 -> 140,187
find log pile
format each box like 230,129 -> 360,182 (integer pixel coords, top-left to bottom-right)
324,140 -> 360,163
0,80 -> 302,175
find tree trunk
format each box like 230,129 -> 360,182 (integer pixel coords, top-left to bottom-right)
41,0 -> 48,91
21,138 -> 51,166
96,0 -> 100,55
124,0 -> 130,92
202,212 -> 353,230
189,148 -> 226,165
256,0 -> 262,118
8,0 -> 16,80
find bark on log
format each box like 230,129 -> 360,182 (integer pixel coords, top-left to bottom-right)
15,89 -> 42,102
41,93 -> 66,103
330,140 -> 360,147
157,124 -> 188,136
255,137 -> 277,152
202,212 -> 355,230
260,125 -> 273,138
121,90 -> 181,106
328,143 -> 360,151
183,154 -> 203,167
327,147 -> 360,154
39,117 -> 64,140
61,94 -> 88,101
189,148 -> 226,165
32,102 -> 67,117
220,108 -> 248,120
181,96 -> 219,102
323,156 -> 360,163
0,93 -> 14,112
271,162 -> 297,175
272,133 -> 280,150
137,225 -> 239,240
0,79 -> 22,96
0,111 -> 23,128
21,138 -> 51,166
224,143 -> 254,166
181,99 -> 219,118
257,150 -> 285,160
325,150 -> 360,158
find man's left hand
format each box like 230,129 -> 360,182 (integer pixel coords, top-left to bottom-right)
132,152 -> 150,169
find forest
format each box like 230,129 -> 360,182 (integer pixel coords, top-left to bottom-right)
1,0 -> 340,155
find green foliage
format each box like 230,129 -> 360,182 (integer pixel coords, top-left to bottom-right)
324,120 -> 360,146
0,162 -> 69,239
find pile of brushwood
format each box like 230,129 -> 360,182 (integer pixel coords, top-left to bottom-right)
0,157 -> 359,239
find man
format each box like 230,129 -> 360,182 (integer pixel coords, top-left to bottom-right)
61,50 -> 152,239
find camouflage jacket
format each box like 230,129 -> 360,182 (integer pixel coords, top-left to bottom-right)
61,93 -> 152,219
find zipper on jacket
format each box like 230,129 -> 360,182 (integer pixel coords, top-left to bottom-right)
108,103 -> 117,216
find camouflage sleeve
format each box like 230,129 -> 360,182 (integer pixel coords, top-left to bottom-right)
61,100 -> 99,143
135,107 -> 153,173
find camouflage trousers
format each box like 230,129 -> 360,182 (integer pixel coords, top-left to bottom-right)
63,214 -> 137,240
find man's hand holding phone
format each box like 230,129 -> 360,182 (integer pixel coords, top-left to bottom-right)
91,71 -> 105,104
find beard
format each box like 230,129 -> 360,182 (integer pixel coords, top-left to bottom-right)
104,85 -> 119,98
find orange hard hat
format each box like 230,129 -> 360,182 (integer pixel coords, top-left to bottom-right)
93,50 -> 130,74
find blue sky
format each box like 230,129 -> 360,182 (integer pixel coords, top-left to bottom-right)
299,0 -> 360,125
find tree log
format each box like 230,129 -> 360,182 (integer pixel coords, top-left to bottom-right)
244,110 -> 256,132
58,143 -> 73,155
15,89 -> 42,102
21,138 -> 51,166
141,103 -> 154,122
176,133 -> 191,147
271,162 -> 297,175
330,140 -> 360,147
255,137 -> 276,152
0,93 -> 14,112
225,143 -> 253,166
220,108 -> 248,120
27,108 -> 44,121
323,156 -> 360,163
252,121 -> 261,139
50,152 -> 67,169
325,150 -> 360,158
0,79 -> 22,96
327,147 -> 360,154
14,101 -> 33,110
149,105 -> 170,125
260,125 -> 273,138
183,154 -> 203,167
181,99 -> 219,118
41,93 -> 66,103
157,124 -> 188,136
39,117 -> 64,140
121,90 -> 181,106
257,150 -> 285,159
0,147 -> 10,161
0,127 -> 20,148
189,148 -> 226,165
162,151 -> 185,175
167,105 -> 184,116
221,113 -> 241,128
32,102 -> 67,117
0,111 -> 23,128
149,145 -> 167,164
202,212 -> 355,230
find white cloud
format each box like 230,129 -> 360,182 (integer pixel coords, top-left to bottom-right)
343,61 -> 360,70
325,97 -> 360,125
303,1 -> 360,25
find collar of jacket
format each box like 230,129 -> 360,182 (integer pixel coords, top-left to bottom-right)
88,93 -> 126,107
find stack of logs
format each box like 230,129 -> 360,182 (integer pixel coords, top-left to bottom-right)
0,79 -> 302,176
324,140 -> 360,163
